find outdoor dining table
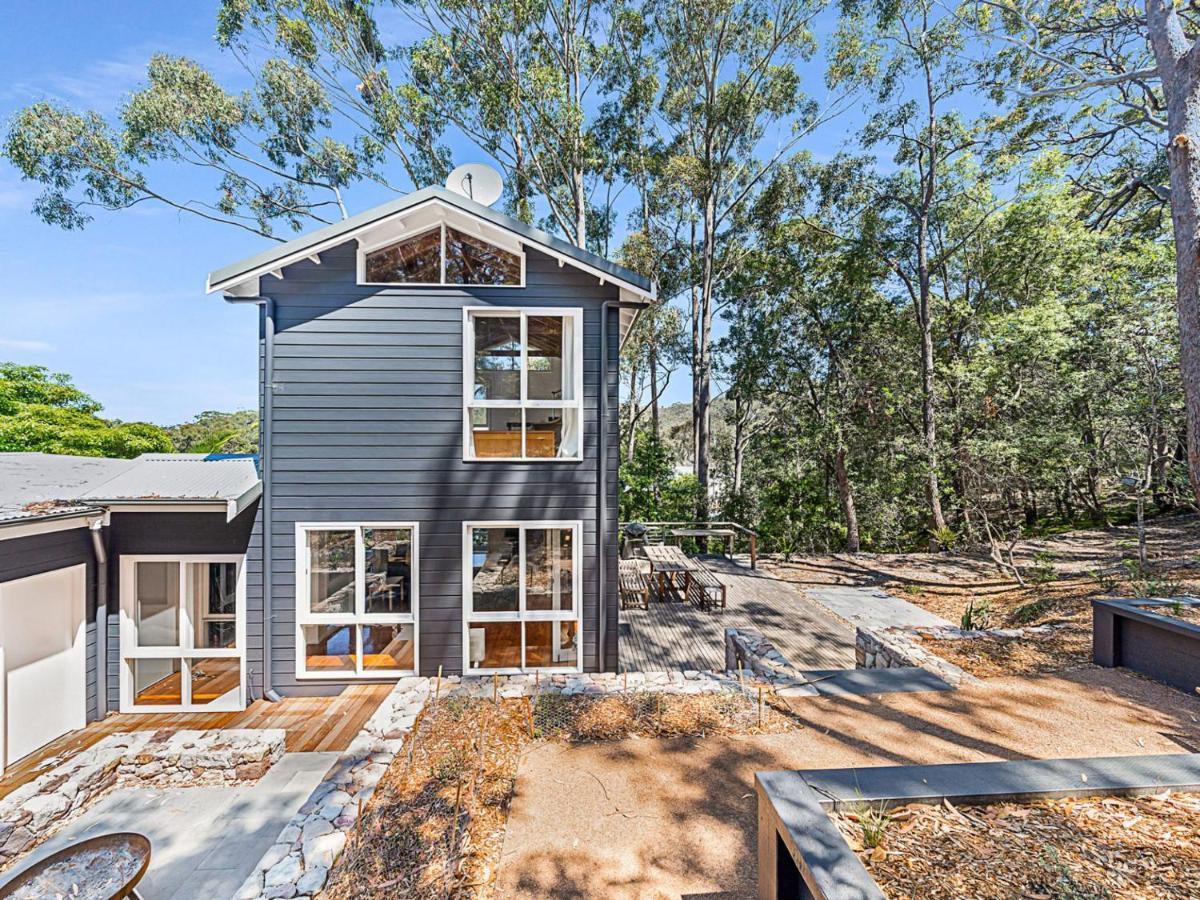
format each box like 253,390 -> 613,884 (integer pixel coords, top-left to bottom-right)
643,544 -> 694,600
668,526 -> 737,557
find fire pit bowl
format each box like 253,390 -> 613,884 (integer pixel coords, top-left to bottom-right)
0,832 -> 151,900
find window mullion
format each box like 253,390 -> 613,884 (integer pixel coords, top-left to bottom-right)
520,313 -> 529,459
439,223 -> 446,285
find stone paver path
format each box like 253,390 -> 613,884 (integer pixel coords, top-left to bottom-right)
619,555 -> 855,672
3,751 -> 337,899
804,584 -> 951,630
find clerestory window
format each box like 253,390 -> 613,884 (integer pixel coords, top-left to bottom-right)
361,224 -> 523,286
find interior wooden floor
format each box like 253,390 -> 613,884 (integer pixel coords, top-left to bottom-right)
0,682 -> 393,802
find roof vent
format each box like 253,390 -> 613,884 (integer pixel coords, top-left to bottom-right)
445,163 -> 503,206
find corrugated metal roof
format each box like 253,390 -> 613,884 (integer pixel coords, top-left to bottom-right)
0,452 -> 262,526
0,453 -> 131,523
77,453 -> 261,504
206,185 -> 655,296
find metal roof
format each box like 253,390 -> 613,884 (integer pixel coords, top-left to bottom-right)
0,452 -> 263,527
206,185 -> 655,297
0,453 -> 129,524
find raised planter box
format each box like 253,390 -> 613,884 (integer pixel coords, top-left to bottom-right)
755,752 -> 1200,899
1093,598 -> 1200,694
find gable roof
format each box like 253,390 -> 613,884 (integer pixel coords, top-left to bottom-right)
206,185 -> 655,300
0,452 -> 262,528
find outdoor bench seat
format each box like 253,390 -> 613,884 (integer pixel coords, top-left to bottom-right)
686,564 -> 726,609
619,560 -> 650,609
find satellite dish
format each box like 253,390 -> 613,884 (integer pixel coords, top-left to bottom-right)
445,163 -> 503,206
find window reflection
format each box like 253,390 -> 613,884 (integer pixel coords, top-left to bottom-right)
471,528 -> 520,612
364,228 -> 442,282
364,528 -> 412,615
445,227 -> 521,285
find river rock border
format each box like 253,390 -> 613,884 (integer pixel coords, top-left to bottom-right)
235,677 -> 432,900
0,728 -> 284,871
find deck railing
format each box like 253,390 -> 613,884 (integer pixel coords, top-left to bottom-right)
617,520 -> 759,568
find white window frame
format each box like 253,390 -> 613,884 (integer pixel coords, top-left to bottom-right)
357,221 -> 527,287
118,554 -> 246,713
462,520 -> 583,675
295,522 -> 420,680
463,307 -> 585,462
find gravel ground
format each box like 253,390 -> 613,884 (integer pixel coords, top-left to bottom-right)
496,668 -> 1200,899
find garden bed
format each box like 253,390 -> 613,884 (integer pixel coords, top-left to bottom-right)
323,687 -> 799,898
832,792 -> 1200,899
1094,598 -> 1200,694
756,753 -> 1200,900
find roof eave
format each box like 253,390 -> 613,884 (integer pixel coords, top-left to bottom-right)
206,187 -> 655,299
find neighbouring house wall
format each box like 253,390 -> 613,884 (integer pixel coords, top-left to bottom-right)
253,241 -> 620,691
104,505 -> 260,711
0,525 -> 100,722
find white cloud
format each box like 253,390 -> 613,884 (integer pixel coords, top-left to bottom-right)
0,338 -> 53,352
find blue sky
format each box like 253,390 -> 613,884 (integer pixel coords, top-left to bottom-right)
0,1 -> 868,425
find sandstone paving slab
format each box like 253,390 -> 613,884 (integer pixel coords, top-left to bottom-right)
3,751 -> 337,899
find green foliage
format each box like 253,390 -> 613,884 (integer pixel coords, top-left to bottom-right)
167,410 -> 258,455
960,598 -> 993,631
0,363 -> 172,458
1122,559 -> 1169,599
619,431 -> 704,522
849,800 -> 891,850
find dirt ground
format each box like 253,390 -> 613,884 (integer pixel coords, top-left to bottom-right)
496,668 -> 1200,899
763,513 -> 1200,590
764,514 -> 1200,678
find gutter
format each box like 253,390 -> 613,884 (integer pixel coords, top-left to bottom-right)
89,519 -> 108,721
599,299 -> 647,672
0,507 -> 106,529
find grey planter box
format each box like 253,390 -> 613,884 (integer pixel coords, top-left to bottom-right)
1093,598 -> 1200,694
756,753 -> 1200,900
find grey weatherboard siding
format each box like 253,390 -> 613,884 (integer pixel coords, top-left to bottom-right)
249,241 -> 620,692
0,527 -> 101,723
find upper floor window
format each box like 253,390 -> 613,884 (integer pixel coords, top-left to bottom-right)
464,308 -> 583,461
361,224 -> 523,286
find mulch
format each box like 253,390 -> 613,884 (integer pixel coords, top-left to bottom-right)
833,792 -> 1200,899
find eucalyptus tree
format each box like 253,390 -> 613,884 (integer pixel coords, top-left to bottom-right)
973,0 -> 1200,503
651,0 -> 832,508
405,0 -> 617,245
4,2 -> 446,239
829,0 -> 1000,541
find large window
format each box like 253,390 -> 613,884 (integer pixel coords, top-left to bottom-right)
119,556 -> 245,712
463,522 -> 581,673
296,524 -> 419,678
464,308 -> 583,461
360,224 -> 523,286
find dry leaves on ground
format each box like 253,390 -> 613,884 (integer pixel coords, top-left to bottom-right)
833,792 -> 1200,899
322,696 -> 532,900
532,689 -> 800,742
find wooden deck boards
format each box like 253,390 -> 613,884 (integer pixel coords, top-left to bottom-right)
619,555 -> 855,673
0,683 -> 392,802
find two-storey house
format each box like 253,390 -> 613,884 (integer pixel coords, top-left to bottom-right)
205,184 -> 653,698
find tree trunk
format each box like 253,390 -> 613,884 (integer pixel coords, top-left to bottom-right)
649,341 -> 661,443
1148,0 -> 1200,505
833,442 -> 861,553
695,195 -> 716,517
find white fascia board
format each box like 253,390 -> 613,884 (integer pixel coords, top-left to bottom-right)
101,502 -> 229,514
0,511 -> 106,541
209,196 -> 655,301
227,480 -> 264,522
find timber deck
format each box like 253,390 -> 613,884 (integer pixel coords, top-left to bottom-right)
619,555 -> 855,672
0,683 -> 392,802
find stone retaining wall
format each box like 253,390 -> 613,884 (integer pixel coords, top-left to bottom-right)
856,623 -> 1063,687
0,728 -> 284,871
